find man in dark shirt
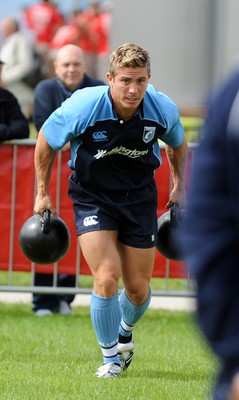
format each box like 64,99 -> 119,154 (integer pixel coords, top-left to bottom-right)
33,44 -> 105,131
0,60 -> 29,142
32,44 -> 105,316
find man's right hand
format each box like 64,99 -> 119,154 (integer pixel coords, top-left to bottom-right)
34,193 -> 57,216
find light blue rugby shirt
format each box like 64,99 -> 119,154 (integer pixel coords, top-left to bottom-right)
42,84 -> 184,191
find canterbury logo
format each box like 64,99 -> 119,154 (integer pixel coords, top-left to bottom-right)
83,215 -> 99,226
92,131 -> 108,141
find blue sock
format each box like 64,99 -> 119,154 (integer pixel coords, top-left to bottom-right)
90,291 -> 122,365
119,288 -> 152,338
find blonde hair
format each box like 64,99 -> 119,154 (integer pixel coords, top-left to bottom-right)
109,43 -> 151,77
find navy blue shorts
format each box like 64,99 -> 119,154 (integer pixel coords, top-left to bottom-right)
68,172 -> 158,249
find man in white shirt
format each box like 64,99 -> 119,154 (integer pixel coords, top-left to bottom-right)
0,16 -> 34,118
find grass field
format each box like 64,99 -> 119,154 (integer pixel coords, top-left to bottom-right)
0,303 -> 218,400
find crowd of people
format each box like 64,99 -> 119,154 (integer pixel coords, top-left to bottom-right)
0,0 -> 112,120
0,1 -> 112,313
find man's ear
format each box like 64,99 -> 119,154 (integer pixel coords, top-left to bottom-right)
106,72 -> 113,86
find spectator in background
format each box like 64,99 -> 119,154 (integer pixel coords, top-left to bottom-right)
49,12 -> 85,63
49,9 -> 86,65
75,1 -> 111,81
50,24 -> 82,53
182,69 -> 239,400
0,59 -> 29,142
32,44 -> 106,317
24,0 -> 64,77
24,0 -> 64,52
0,16 -> 34,119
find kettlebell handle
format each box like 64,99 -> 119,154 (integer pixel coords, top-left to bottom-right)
41,210 -> 51,233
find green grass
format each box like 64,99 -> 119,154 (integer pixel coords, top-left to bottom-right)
0,303 -> 218,400
29,122 -> 37,139
181,116 -> 204,143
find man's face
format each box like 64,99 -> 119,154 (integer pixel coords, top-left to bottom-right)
107,67 -> 150,119
1,19 -> 15,38
54,52 -> 85,90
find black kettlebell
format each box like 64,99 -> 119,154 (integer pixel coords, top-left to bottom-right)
156,203 -> 186,260
19,210 -> 71,264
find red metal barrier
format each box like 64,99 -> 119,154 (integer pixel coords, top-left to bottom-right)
0,142 -> 191,278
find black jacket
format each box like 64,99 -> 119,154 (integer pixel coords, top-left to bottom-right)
0,88 -> 29,142
183,70 -> 239,382
33,74 -> 106,131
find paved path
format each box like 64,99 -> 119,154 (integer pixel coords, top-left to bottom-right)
0,292 -> 196,312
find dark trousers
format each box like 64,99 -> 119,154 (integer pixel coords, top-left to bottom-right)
32,273 -> 76,312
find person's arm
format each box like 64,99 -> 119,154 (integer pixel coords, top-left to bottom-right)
34,129 -> 57,216
165,135 -> 188,209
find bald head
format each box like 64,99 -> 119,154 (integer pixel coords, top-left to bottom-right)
54,44 -> 86,90
1,16 -> 19,38
55,44 -> 84,63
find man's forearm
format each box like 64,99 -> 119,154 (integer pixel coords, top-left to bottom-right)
166,136 -> 188,190
34,129 -> 56,196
